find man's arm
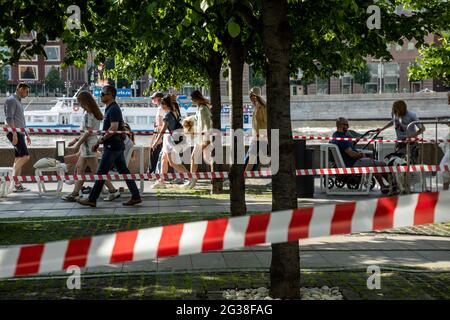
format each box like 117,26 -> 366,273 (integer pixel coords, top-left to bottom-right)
4,99 -> 18,145
344,147 -> 364,159
100,122 -> 119,142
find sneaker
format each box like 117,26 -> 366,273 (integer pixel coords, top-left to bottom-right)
152,180 -> 166,189
81,186 -> 92,194
103,190 -> 120,201
13,184 -> 29,193
183,178 -> 197,189
61,193 -> 78,202
174,178 -> 185,184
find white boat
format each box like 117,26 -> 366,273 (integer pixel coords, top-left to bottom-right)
24,96 -> 253,132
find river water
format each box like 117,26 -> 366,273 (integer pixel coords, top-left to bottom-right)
1,120 -> 449,148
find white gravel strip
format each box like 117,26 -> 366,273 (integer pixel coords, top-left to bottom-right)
222,286 -> 344,300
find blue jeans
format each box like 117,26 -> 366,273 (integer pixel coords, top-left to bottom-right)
89,150 -> 141,201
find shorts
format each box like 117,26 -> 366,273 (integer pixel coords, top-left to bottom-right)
7,132 -> 29,158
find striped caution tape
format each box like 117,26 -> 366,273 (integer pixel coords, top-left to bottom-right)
3,127 -> 449,143
0,165 -> 448,183
0,191 -> 448,279
292,135 -> 449,144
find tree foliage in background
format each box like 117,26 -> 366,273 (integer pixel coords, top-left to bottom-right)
353,63 -> 372,86
44,66 -> 64,92
0,67 -> 8,93
409,33 -> 450,85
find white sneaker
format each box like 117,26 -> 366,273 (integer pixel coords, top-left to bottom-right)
183,178 -> 197,189
152,180 -> 166,189
103,190 -> 121,201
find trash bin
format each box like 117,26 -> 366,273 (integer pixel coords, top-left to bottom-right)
294,139 -> 314,198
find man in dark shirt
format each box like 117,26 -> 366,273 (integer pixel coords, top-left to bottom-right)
331,118 -> 391,194
77,85 -> 142,207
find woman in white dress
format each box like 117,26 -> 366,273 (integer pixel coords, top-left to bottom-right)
183,90 -> 213,189
61,91 -> 119,202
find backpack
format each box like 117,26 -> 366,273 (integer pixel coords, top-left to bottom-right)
168,112 -> 184,145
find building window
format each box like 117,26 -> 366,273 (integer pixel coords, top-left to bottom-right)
407,42 -> 415,51
411,81 -> 422,93
125,116 -> 135,124
395,44 -> 402,52
19,51 -> 38,61
137,116 -> 148,125
19,65 -> 38,80
384,62 -> 399,76
44,46 -> 60,61
292,85 -> 297,96
45,65 -> 61,77
316,78 -> 329,95
341,75 -> 353,94
384,76 -> 399,93
1,65 -> 11,80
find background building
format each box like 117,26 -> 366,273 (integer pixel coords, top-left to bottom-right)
0,35 -> 87,96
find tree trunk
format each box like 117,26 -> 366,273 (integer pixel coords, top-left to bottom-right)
228,42 -> 246,217
262,0 -> 300,299
208,52 -> 224,194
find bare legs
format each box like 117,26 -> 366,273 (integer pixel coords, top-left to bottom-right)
70,157 -> 116,195
13,155 -> 30,186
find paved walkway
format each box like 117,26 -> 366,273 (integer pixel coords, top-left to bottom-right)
1,180 -> 449,275
0,180 -> 381,218
34,234 -> 450,277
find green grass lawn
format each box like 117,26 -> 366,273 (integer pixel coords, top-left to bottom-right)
1,270 -> 449,300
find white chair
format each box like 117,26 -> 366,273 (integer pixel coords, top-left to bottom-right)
320,143 -> 373,195
35,166 -> 65,196
0,167 -> 14,198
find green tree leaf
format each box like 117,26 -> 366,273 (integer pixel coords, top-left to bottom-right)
227,20 -> 241,38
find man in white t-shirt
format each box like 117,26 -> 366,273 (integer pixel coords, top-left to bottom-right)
149,92 -> 164,173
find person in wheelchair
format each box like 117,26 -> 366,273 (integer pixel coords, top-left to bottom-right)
332,117 -> 392,194
378,100 -> 425,164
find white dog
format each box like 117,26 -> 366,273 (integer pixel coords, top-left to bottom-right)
385,155 -> 408,194
384,154 -> 422,194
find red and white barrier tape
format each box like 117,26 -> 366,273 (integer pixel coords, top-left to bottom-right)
0,191 -> 448,278
0,165 -> 448,183
292,135 -> 449,144
3,128 -> 449,143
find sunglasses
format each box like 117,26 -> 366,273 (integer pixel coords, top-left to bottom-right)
101,92 -> 110,96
